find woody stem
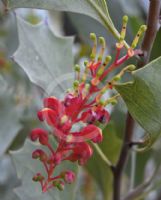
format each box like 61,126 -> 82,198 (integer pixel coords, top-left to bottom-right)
112,1 -> 161,200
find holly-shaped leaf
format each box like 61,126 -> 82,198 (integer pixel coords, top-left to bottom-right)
13,16 -> 74,96
6,0 -> 122,42
11,139 -> 78,200
115,56 -> 161,147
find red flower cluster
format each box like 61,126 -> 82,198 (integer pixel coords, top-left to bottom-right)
30,17 -> 146,192
30,94 -> 107,192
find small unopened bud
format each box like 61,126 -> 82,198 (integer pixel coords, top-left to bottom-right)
90,33 -> 97,61
105,56 -> 112,63
74,64 -> 80,72
113,75 -> 121,81
123,15 -> 128,23
30,128 -> 49,146
131,25 -> 147,49
53,180 -> 65,191
98,55 -> 103,61
99,37 -> 106,47
90,53 -> 95,60
101,55 -> 112,67
140,25 -> 147,32
120,15 -> 128,42
32,173 -> 44,182
32,149 -> 48,162
73,80 -> 79,89
84,60 -> 88,66
90,33 -> 96,41
127,64 -> 136,71
85,83 -> 90,90
61,171 -> 75,184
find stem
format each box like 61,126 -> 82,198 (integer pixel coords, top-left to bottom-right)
47,143 -> 55,155
112,1 -> 161,200
129,149 -> 136,190
92,143 -> 113,168
113,113 -> 135,200
88,0 -> 129,48
138,0 -> 161,67
100,53 -> 129,81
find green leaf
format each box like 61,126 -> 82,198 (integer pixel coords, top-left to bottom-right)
7,0 -> 122,42
115,56 -> 161,147
11,139 -> 78,200
86,123 -> 122,200
13,16 -> 74,95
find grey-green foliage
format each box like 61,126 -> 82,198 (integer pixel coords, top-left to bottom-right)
13,16 -> 74,96
0,155 -> 20,200
0,78 -> 23,156
116,56 -> 161,147
7,0 -> 121,41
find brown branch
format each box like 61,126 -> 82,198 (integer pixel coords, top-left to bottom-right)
138,0 -> 161,67
112,1 -> 161,200
112,113 -> 134,200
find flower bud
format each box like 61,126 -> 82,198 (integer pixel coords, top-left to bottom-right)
61,171 -> 75,184
32,173 -> 44,182
74,64 -> 80,72
53,180 -> 65,191
91,127 -> 103,143
37,108 -> 57,127
73,80 -> 79,90
113,75 -> 121,81
30,128 -> 49,146
131,25 -> 147,49
90,33 -> 96,41
126,64 -> 136,71
32,149 -> 48,162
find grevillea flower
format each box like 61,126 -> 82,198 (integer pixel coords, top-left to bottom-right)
30,16 -> 146,192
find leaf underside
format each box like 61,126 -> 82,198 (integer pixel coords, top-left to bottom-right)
14,16 -> 74,96
8,0 -> 120,40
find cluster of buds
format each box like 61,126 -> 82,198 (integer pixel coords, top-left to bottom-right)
30,16 -> 147,192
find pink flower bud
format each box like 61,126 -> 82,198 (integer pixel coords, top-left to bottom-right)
91,127 -> 103,143
32,149 -> 48,162
30,128 -> 49,145
63,171 -> 75,184
37,108 -> 58,127
32,173 -> 44,182
43,97 -> 64,116
67,142 -> 93,165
